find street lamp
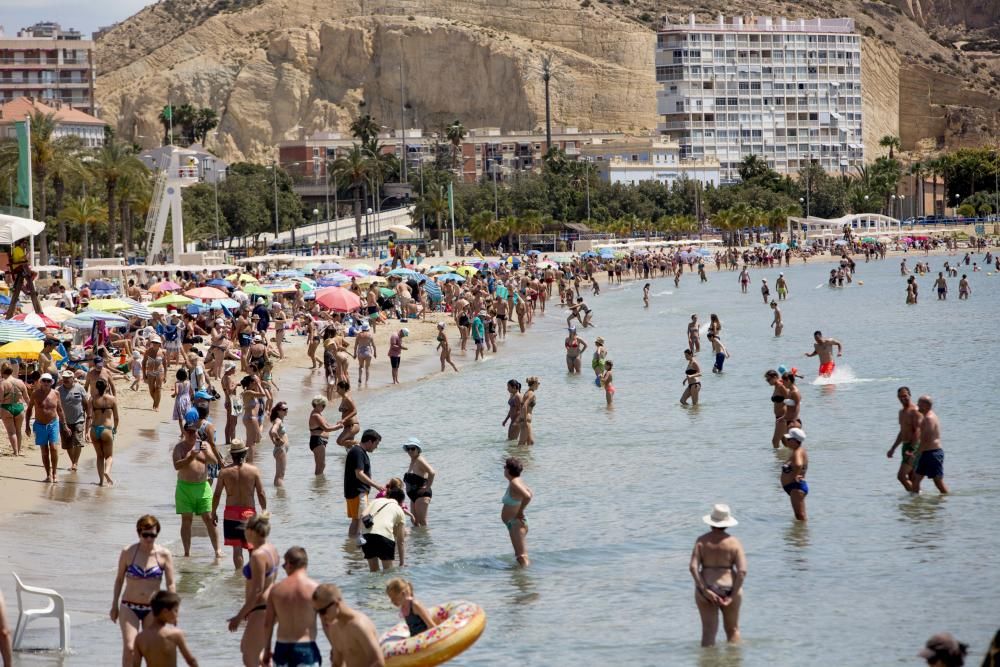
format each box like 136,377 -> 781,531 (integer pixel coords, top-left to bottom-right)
366,207 -> 373,254
313,208 -> 320,251
266,161 -> 279,241
212,168 -> 226,246
581,156 -> 592,223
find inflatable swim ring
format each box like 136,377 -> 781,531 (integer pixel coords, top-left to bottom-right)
380,600 -> 486,667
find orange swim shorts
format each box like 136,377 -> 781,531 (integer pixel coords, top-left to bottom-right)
818,361 -> 835,377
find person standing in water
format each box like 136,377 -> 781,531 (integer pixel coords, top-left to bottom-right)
261,547 -> 320,667
906,275 -> 918,304
760,278 -> 770,304
501,457 -> 532,567
172,409 -> 223,559
911,395 -> 949,494
958,274 -> 971,299
780,428 -> 809,521
708,333 -> 729,374
402,437 -> 435,527
770,301 -> 783,337
212,439 -> 266,571
227,513 -> 280,667
689,504 -> 747,647
804,330 -> 842,377
887,386 -> 922,492
642,283 -> 650,308
517,377 -> 539,446
775,273 -> 789,300
312,584 -> 383,667
600,360 -> 615,406
680,350 -> 701,406
133,592 -> 198,667
564,327 -> 587,374
934,272 -> 948,300
687,315 -> 701,353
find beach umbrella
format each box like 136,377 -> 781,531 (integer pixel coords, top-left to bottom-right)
388,268 -> 420,279
87,297 -> 130,312
427,265 -> 454,274
861,237 -> 876,243
207,278 -> 234,288
317,276 -> 349,287
184,286 -> 229,300
149,293 -> 194,307
315,262 -> 343,271
314,287 -> 361,312
340,269 -> 365,278
244,284 -> 273,297
767,242 -> 789,251
225,273 -> 259,283
580,251 -> 597,259
13,312 -> 60,329
439,273 -> 467,283
537,259 -> 558,268
275,269 -> 302,278
40,306 -> 75,323
379,287 -> 398,299
0,320 -> 47,342
454,266 -> 479,278
0,339 -> 62,359
422,281 -> 442,302
833,239 -> 849,246
351,263 -> 374,272
526,249 -> 541,256
88,279 -> 115,292
355,275 -> 387,286
0,295 -> 9,306
149,281 -> 182,292
262,284 -> 295,294
0,213 -> 45,244
119,297 -> 153,320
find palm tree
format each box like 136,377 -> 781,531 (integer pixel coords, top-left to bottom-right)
349,114 -> 379,147
908,161 -> 925,218
738,154 -> 770,182
59,194 -> 106,259
710,209 -> 735,245
412,187 -> 450,256
729,203 -> 761,246
879,135 -> 901,160
90,141 -> 148,257
468,210 -> 501,251
116,170 -> 152,258
445,120 -> 467,173
47,136 -> 88,261
331,145 -> 374,246
0,111 -> 59,262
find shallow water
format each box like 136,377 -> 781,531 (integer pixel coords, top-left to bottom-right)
3,256 -> 999,666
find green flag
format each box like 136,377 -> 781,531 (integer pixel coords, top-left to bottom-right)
162,105 -> 172,120
14,120 -> 30,208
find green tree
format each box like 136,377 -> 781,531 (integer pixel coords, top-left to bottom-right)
331,146 -> 374,245
412,187 -> 449,255
445,120 -> 467,172
59,194 -> 106,259
879,135 -> 901,160
192,108 -> 219,145
90,141 -> 148,257
349,114 -> 379,147
468,210 -> 502,250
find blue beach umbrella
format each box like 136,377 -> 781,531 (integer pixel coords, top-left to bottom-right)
275,269 -> 302,278
64,312 -> 129,330
388,268 -> 420,279
422,281 -> 442,302
0,295 -> 9,306
207,278 -> 234,288
438,273 -> 466,283
0,319 -> 46,342
89,279 -> 115,292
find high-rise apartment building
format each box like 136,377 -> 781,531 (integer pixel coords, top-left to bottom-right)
656,15 -> 864,184
0,22 -> 96,114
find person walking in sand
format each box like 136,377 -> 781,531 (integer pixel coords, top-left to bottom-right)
89,377 -> 118,487
25,372 -> 66,483
142,336 -> 167,410
804,330 -> 842,377
212,439 -> 266,571
387,327 -> 409,384
690,504 -> 747,647
435,322 -> 459,373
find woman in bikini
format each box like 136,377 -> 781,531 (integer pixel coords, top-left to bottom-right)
402,438 -> 435,526
501,457 -> 532,567
271,303 -> 287,360
206,318 -> 228,379
240,376 -> 266,463
564,327 -> 587,374
708,313 -> 722,337
680,349 -> 702,406
517,376 -> 539,446
502,379 -> 522,441
307,396 -> 339,476
92,378 -> 119,487
268,402 -> 289,487
687,314 -> 701,353
690,504 -> 747,647
333,380 -> 359,449
781,371 -> 802,432
142,338 -> 166,410
765,369 -> 788,449
222,362 -> 240,443
601,360 -> 616,407
110,514 -> 176,667
435,322 -> 459,373
227,513 -> 279,667
0,363 -> 29,456
354,322 -> 376,386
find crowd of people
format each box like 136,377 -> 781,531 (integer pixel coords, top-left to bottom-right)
0,234 -> 995,666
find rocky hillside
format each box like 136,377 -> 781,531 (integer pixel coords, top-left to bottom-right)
95,0 -> 1000,162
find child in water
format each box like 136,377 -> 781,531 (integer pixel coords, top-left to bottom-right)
385,578 -> 438,638
643,283 -> 650,308
134,591 -> 198,667
601,360 -> 615,406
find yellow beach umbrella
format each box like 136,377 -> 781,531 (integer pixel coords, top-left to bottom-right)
0,340 -> 63,361
41,306 -> 75,323
455,266 -> 479,278
86,298 -> 130,312
149,294 -> 194,307
226,273 -> 259,283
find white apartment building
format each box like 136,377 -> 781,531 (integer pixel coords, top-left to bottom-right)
656,14 -> 864,184
582,139 -> 720,187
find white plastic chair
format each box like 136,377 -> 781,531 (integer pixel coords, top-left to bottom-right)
11,572 -> 71,653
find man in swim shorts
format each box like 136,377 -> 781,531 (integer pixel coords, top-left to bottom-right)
26,372 -> 66,483
911,395 -> 949,494
804,330 -> 842,377
262,547 -> 320,667
314,583 -> 382,667
886,386 -> 922,491
172,408 -> 223,558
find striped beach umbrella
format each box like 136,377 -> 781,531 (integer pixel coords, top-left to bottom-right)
119,297 -> 153,320
0,320 -> 46,342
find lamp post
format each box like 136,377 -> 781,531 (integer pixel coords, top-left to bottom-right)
491,159 -> 500,220
582,157 -> 592,223
267,160 -> 279,241
212,170 -> 221,246
313,208 -> 320,251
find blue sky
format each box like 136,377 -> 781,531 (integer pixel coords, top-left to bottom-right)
1,0 -> 151,37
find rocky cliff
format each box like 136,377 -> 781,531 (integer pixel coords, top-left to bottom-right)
95,0 -> 1000,162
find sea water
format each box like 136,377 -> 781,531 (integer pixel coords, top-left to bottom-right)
3,256 -> 999,666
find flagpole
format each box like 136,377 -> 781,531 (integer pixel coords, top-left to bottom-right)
26,113 -> 34,260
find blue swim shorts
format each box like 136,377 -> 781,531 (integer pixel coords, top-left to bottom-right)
33,419 -> 60,447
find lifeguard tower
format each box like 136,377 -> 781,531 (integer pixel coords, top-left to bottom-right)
143,147 -> 203,262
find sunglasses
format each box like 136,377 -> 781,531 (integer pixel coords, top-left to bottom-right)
315,599 -> 339,616
140,532 -> 158,539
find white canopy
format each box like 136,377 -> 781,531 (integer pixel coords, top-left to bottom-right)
0,213 -> 45,244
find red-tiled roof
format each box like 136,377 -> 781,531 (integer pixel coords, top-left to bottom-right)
0,97 -> 103,126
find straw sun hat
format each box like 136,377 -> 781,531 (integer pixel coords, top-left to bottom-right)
703,504 -> 738,528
